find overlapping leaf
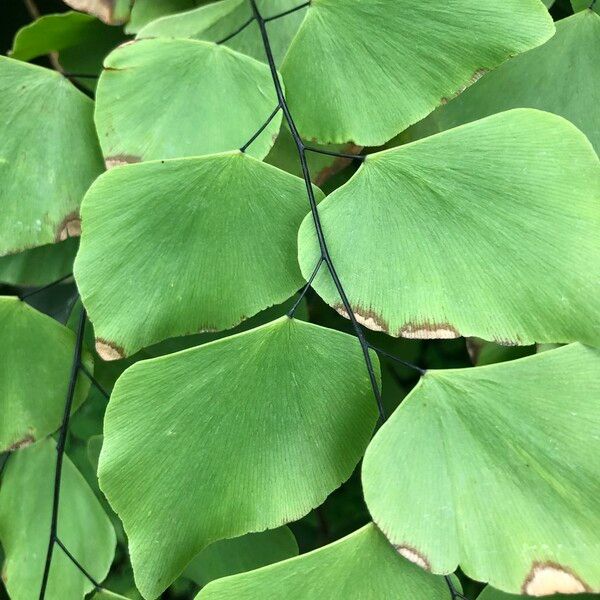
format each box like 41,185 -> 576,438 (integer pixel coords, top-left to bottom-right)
0,439 -> 115,600
138,0 -> 307,65
0,239 -> 76,287
413,11 -> 600,152
126,0 -> 210,33
10,11 -> 126,91
0,297 -> 92,452
198,523 -> 449,599
75,153 -> 319,358
572,0 -> 600,14
94,38 -> 282,165
184,527 -> 298,586
0,57 -> 103,256
99,317 -> 379,597
281,0 -> 554,144
362,344 -> 600,595
298,109 -> 600,345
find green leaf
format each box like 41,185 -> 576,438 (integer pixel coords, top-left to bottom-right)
92,590 -> 131,600
414,11 -> 600,153
95,38 -> 282,165
298,109 -> 600,346
138,0 -> 307,65
126,0 -> 210,33
184,527 -> 298,586
281,0 -> 554,145
63,0 -> 132,25
478,584 -> 599,600
572,0 -> 600,14
0,57 -> 103,256
362,343 -> 600,595
0,239 -> 77,287
75,153 -> 319,359
0,439 -> 116,600
98,317 -> 379,597
10,11 -> 124,65
198,523 -> 449,599
0,296 -> 92,453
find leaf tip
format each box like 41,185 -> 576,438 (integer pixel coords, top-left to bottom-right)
394,544 -> 431,571
56,213 -> 81,242
95,339 -> 125,361
522,562 -> 590,596
399,322 -> 460,340
104,154 -> 141,170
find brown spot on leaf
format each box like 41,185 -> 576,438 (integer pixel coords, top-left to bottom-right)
441,68 -> 488,105
95,339 -> 125,361
334,304 -> 389,333
522,562 -> 590,596
400,322 -> 460,340
395,544 -> 431,571
8,435 -> 35,452
105,154 -> 141,170
55,213 -> 81,242
313,144 -> 363,187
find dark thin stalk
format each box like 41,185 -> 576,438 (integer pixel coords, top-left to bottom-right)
217,16 -> 255,44
22,0 -> 40,19
304,146 -> 365,162
368,345 -> 426,375
264,1 -> 310,22
287,257 -> 323,317
19,273 -> 73,300
38,307 -> 86,600
56,538 -> 100,588
79,363 -> 110,400
240,105 -> 281,152
247,0 -> 386,421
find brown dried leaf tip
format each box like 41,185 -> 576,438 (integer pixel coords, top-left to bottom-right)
95,339 -> 125,361
441,68 -> 488,105
105,154 -> 141,170
334,304 -> 389,333
7,434 -> 35,452
522,562 -> 591,596
56,212 -> 81,242
394,544 -> 431,571
63,0 -> 128,25
400,322 -> 460,340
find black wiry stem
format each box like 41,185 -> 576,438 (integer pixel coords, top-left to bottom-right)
264,1 -> 311,22
56,538 -> 100,588
304,145 -> 365,161
240,105 -> 281,152
19,273 -> 73,300
38,307 -> 86,600
247,0 -> 385,421
79,363 -> 110,400
287,257 -> 324,317
217,16 -> 255,44
368,345 -> 426,375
